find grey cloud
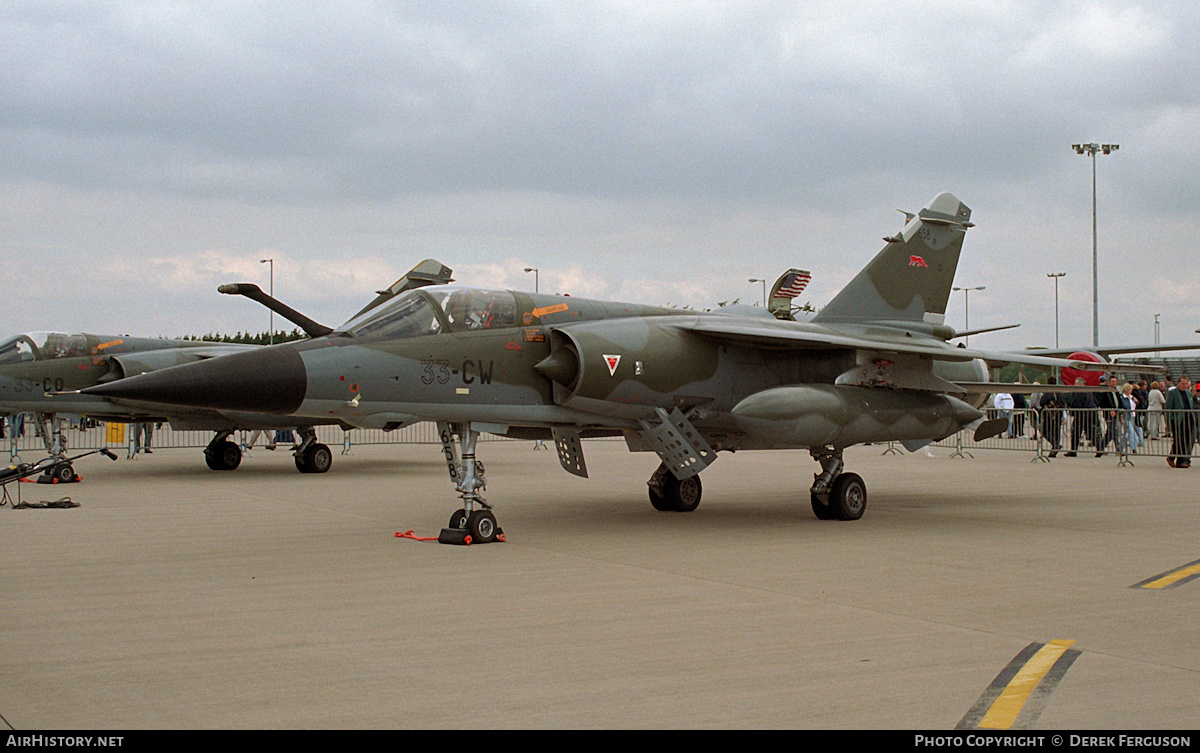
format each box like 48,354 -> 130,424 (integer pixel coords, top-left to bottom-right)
4,2 -> 1197,207
3,1 -> 1200,347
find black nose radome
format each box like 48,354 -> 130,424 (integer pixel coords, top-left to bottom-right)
83,345 -> 306,414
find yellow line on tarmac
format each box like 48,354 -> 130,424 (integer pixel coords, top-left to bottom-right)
1137,561 -> 1200,590
978,640 -> 1076,730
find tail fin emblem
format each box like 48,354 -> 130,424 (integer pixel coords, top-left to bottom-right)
908,255 -> 928,267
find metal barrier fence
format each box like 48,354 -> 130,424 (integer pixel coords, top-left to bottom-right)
931,407 -> 1199,465
6,408 -> 1199,464
2,419 -> 496,459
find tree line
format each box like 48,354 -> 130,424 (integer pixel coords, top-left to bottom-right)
178,329 -> 309,345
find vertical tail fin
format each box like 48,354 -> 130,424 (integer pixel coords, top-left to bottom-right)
813,192 -> 972,327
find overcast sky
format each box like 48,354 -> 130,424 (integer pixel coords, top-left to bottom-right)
4,1 -> 1198,352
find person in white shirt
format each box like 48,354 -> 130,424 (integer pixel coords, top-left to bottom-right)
1147,381 -> 1166,440
994,392 -> 1015,438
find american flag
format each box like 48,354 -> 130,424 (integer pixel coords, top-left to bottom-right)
774,269 -> 811,299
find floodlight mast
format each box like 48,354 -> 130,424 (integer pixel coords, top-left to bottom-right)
1072,142 -> 1119,348
1047,272 -> 1066,349
260,258 -> 274,345
748,278 -> 767,307
952,285 -> 985,345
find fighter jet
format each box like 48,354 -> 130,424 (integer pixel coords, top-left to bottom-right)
0,331 -> 334,478
85,192 -> 1130,542
3,260 -> 458,480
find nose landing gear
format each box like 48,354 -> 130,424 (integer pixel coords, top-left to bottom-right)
437,422 -> 503,545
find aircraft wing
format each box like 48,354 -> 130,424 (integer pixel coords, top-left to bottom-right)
675,318 -> 1128,373
951,323 -> 1020,339
1017,343 -> 1200,358
954,382 -> 1114,394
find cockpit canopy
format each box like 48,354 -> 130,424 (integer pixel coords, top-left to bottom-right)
0,332 -> 90,365
338,287 -> 517,341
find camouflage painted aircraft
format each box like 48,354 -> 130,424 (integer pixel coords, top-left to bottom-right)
2,261 -> 457,479
85,192 -> 1131,543
0,332 -> 325,479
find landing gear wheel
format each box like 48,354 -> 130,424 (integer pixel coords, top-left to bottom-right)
295,443 -> 333,473
467,509 -> 499,544
649,485 -> 673,512
668,475 -> 702,512
205,441 -> 242,471
47,462 -> 76,484
829,472 -> 867,521
310,443 -> 333,473
810,492 -> 837,520
448,508 -> 468,530
651,472 -> 702,512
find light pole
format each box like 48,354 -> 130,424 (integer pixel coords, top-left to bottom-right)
1154,313 -> 1161,358
260,258 -> 274,345
1047,272 -> 1066,348
1072,142 -> 1119,347
748,278 -> 767,307
952,286 -> 985,345
523,267 -> 539,293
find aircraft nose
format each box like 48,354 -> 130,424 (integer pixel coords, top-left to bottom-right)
83,345 -> 307,414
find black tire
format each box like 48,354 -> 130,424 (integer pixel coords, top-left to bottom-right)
810,492 -> 837,520
467,509 -> 498,544
448,509 -> 468,530
649,485 -> 673,511
661,474 -> 702,512
829,472 -> 867,521
308,443 -> 332,474
206,441 -> 241,471
52,463 -> 75,484
648,463 -> 673,511
295,453 -> 310,473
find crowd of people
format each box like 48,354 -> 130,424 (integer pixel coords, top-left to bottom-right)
993,374 -> 1200,467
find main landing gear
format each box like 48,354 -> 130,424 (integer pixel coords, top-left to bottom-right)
647,462 -> 702,512
808,447 -> 866,521
204,427 -> 331,473
293,427 -> 332,474
205,431 -> 242,471
643,448 -> 866,521
437,422 -> 502,545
